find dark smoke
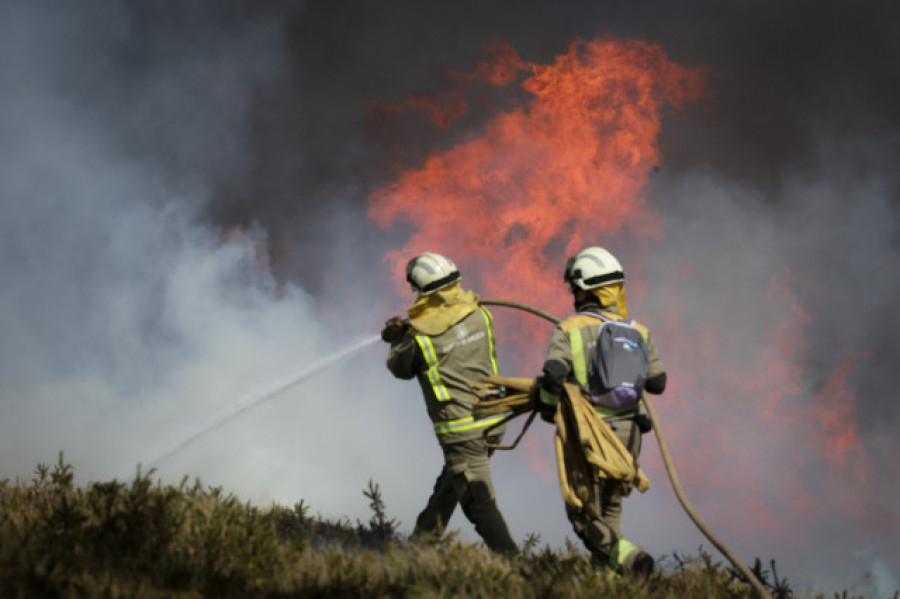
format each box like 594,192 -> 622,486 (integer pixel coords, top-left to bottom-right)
2,0 -> 897,594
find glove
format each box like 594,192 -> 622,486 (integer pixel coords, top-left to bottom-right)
636,413 -> 653,434
380,316 -> 409,344
530,381 -> 557,423
538,401 -> 557,423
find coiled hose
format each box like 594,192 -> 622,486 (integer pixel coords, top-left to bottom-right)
479,298 -> 771,599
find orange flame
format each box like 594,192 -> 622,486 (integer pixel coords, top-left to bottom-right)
370,38 -> 707,321
653,269 -> 873,539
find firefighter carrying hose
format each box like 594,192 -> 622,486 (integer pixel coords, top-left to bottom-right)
536,246 -> 667,576
380,252 -> 519,557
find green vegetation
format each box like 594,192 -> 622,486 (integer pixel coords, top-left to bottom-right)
0,453 -> 884,598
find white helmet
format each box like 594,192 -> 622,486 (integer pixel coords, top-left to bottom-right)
564,246 -> 624,290
406,252 -> 461,295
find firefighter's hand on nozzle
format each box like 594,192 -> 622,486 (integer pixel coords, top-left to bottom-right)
381,316 -> 410,345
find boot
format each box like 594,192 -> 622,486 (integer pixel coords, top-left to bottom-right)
629,550 -> 655,578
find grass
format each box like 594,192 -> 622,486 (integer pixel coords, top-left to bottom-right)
0,453 -> 889,598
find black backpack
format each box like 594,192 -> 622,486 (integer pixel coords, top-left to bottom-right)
585,313 -> 650,409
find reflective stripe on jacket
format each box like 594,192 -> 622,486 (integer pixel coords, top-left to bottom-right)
388,306 -> 506,444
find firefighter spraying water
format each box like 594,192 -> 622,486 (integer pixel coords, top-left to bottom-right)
379,252 -> 519,557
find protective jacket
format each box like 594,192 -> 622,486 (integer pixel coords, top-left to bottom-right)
538,296 -> 665,574
538,301 -> 665,419
388,292 -> 506,445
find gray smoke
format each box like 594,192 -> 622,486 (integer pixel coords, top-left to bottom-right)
0,0 -> 408,521
1,1 -> 897,595
637,128 -> 900,593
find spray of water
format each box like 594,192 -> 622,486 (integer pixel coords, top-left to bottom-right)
141,334 -> 381,471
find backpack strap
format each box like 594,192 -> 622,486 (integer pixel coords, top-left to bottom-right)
576,310 -> 632,323
575,311 -> 609,321
560,312 -> 604,332
579,310 -> 647,339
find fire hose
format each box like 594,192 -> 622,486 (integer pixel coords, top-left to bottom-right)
476,298 -> 772,599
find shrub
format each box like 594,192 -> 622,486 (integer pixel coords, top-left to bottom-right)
0,455 -> 868,598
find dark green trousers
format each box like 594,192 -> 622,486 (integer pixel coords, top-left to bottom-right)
566,417 -> 644,570
413,437 -> 518,557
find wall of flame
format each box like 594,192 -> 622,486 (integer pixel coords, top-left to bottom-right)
368,37 -> 891,566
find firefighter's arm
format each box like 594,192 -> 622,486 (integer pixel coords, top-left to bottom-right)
536,326 -> 572,421
643,331 -> 667,394
386,328 -> 420,380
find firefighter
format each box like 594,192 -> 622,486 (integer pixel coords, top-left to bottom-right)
380,252 -> 519,557
536,246 -> 667,576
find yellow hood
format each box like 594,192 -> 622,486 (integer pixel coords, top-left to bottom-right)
407,281 -> 480,335
591,282 -> 629,319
